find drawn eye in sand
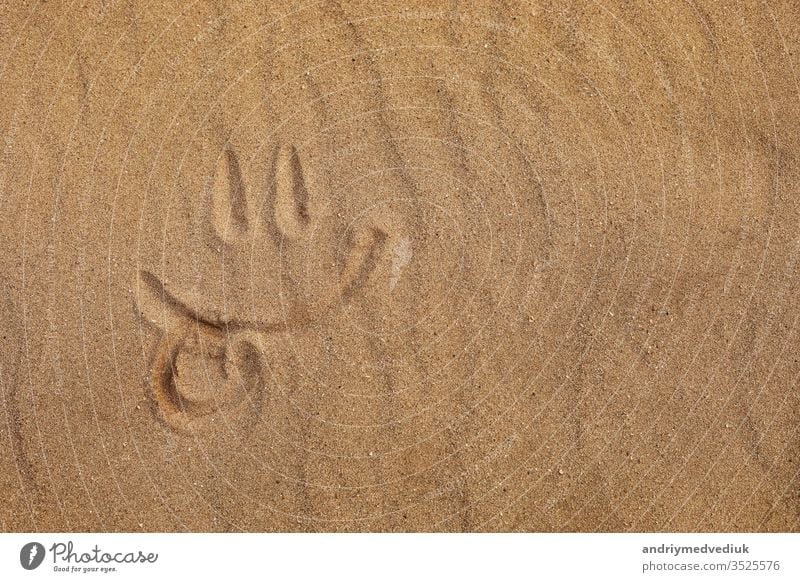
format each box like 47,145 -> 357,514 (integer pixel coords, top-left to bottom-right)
208,145 -> 313,246
135,144 -> 389,435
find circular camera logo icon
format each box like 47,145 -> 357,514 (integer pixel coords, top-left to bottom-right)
20,542 -> 45,570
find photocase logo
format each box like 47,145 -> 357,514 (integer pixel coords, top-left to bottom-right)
20,542 -> 46,570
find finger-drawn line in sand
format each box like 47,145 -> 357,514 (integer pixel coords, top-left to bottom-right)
269,144 -> 311,241
138,143 -> 390,435
210,149 -> 250,244
340,226 -> 388,300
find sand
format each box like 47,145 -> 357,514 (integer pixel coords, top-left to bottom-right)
1,0 -> 799,532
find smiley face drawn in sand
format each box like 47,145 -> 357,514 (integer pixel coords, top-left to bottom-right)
134,144 -> 389,435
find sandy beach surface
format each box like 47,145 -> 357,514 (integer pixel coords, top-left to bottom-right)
1,0 -> 799,532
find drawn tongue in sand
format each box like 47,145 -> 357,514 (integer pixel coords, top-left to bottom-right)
134,143 -> 394,437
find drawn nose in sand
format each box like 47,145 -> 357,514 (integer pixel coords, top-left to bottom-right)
134,144 -> 388,434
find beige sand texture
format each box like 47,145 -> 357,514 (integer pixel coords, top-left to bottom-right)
1,0 -> 799,532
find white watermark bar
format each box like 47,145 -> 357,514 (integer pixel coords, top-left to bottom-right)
0,533 -> 797,581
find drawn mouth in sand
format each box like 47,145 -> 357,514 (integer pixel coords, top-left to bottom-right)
134,144 -> 387,436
